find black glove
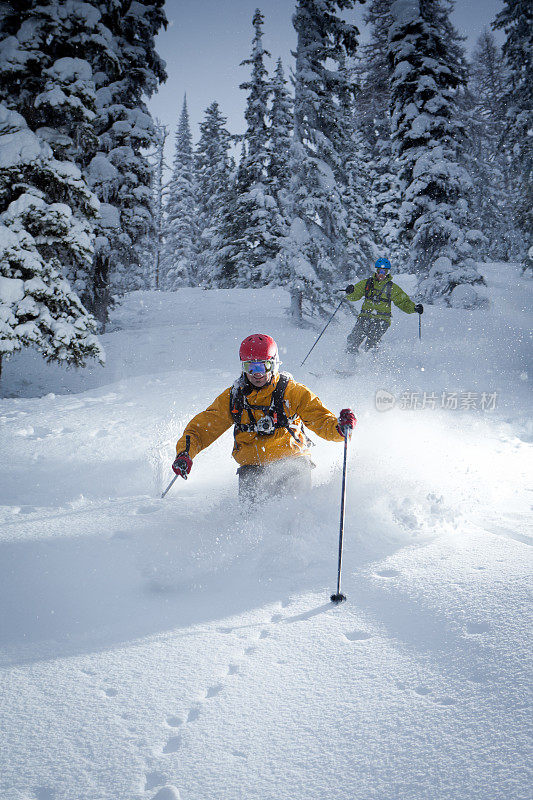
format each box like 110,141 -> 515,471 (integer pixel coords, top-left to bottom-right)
345,284 -> 355,295
172,451 -> 192,479
414,304 -> 423,314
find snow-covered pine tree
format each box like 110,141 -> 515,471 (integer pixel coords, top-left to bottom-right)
388,0 -> 484,307
339,64 -> 378,280
0,0 -> 167,326
264,57 -> 294,285
162,96 -> 198,289
357,0 -> 392,161
151,120 -> 168,290
0,0 -> 113,306
493,0 -> 532,265
0,105 -> 104,381
465,29 -> 520,261
355,0 -> 404,262
278,0 -> 361,322
194,102 -> 235,287
87,0 -> 167,326
269,58 -> 293,202
135,119 -> 168,290
221,8 -> 279,286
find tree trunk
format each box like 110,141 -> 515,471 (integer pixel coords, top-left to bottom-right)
290,288 -> 303,323
92,252 -> 110,332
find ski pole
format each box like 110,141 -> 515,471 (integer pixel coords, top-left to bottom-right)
418,313 -> 421,341
331,426 -> 350,604
161,474 -> 179,499
161,436 -> 191,498
300,299 -> 344,367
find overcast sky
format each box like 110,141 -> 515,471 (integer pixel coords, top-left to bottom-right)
147,0 -> 505,154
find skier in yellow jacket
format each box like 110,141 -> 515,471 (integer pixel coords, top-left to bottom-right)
173,334 -> 356,499
345,257 -> 423,353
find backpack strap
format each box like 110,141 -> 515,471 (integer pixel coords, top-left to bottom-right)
231,373 -> 290,432
269,372 -> 290,427
230,373 -> 311,448
365,276 -> 392,307
230,375 -> 249,427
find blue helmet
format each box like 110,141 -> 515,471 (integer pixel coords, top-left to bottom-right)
375,257 -> 391,271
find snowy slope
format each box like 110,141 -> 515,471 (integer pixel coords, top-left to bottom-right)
0,263 -> 531,800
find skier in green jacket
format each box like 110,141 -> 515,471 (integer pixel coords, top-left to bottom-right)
344,257 -> 423,353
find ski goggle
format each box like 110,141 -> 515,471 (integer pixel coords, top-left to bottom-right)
242,359 -> 275,375
376,267 -> 390,275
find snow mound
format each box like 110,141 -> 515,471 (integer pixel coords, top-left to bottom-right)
449,282 -> 482,308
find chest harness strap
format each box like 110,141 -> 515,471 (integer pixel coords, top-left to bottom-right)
365,277 -> 392,313
230,373 -> 312,447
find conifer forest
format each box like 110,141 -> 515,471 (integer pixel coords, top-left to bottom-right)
0,0 -> 531,373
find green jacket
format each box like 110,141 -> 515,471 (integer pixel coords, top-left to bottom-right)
346,274 -> 416,324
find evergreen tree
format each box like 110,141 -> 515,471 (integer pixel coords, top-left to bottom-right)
0,105 -> 104,381
88,0 -> 167,326
227,8 -> 279,286
264,57 -> 294,285
150,120 -> 168,290
388,0 -> 484,306
194,102 -> 235,286
268,58 -> 293,201
356,0 -> 403,260
0,0 -> 167,327
0,0 -> 112,304
278,0 -> 360,322
466,29 -> 519,260
163,96 -> 198,288
357,0 -> 392,147
493,0 -> 532,263
340,85 -> 378,280
131,120 -> 168,291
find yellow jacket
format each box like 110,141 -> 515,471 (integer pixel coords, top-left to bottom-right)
176,373 -> 344,466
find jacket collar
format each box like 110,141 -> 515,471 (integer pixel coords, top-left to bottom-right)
242,372 -> 279,397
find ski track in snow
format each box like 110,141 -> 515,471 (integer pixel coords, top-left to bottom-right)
0,267 -> 532,800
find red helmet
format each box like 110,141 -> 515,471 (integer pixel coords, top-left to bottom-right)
239,334 -> 278,364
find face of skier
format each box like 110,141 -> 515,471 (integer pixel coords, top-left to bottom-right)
242,360 -> 274,388
376,268 -> 390,282
247,371 -> 271,388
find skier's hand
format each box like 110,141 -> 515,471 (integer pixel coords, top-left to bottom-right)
415,303 -> 424,314
172,451 -> 193,479
345,284 -> 355,295
337,408 -> 356,437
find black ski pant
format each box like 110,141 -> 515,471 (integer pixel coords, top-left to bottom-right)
237,457 -> 313,502
346,315 -> 390,353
